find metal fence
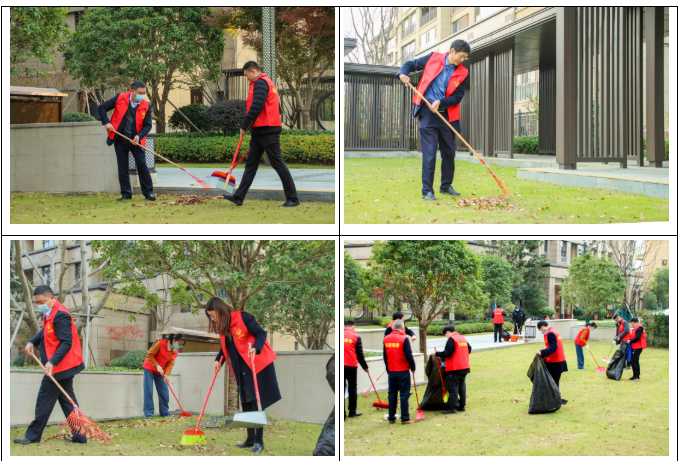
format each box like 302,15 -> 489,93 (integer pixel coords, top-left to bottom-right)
514,113 -> 538,137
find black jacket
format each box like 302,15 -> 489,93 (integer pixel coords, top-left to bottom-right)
28,311 -> 85,380
512,308 -> 526,324
215,311 -> 281,410
384,325 -> 416,338
629,326 -> 644,344
539,330 -> 568,374
98,93 -> 153,146
615,319 -> 630,341
435,336 -> 472,375
383,335 -> 416,372
242,78 -> 282,136
352,335 -> 369,371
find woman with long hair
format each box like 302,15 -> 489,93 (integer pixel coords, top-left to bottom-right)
142,333 -> 186,419
205,297 -> 281,454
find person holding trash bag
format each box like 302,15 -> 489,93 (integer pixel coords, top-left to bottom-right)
205,297 -> 281,454
344,320 -> 369,420
573,322 -> 597,370
142,333 -> 186,419
536,321 -> 568,390
613,312 -> 631,370
383,319 -> 416,424
13,285 -> 88,445
624,318 -> 647,380
433,325 -> 472,414
512,305 -> 526,335
384,312 -> 418,344
492,303 -> 506,342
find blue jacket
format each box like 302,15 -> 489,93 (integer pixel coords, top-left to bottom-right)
97,93 -> 153,146
397,52 -> 469,118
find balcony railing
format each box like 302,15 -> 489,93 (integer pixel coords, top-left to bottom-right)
402,52 -> 415,64
402,22 -> 415,39
420,8 -> 437,27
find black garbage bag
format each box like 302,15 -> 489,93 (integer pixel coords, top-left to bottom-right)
419,355 -> 449,410
313,355 -> 335,456
527,355 -> 564,414
606,343 -> 628,381
501,329 -> 511,340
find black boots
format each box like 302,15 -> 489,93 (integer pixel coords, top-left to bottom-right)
236,428 -> 264,453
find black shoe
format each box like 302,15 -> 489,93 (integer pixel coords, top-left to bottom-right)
144,194 -> 156,201
456,406 -> 465,412
223,194 -> 243,206
236,440 -> 254,448
13,437 -> 37,444
439,186 -> 461,196
251,442 -> 264,454
561,399 -> 568,405
280,199 -> 300,207
65,438 -> 87,444
116,196 -> 132,202
145,415 -> 153,419
422,192 -> 437,201
628,377 -> 640,381
441,409 -> 457,415
624,366 -> 631,370
348,411 -> 363,417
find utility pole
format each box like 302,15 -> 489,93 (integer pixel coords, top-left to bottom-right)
262,7 -> 276,82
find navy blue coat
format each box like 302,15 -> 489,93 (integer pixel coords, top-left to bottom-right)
28,310 -> 85,381
97,92 -> 153,146
215,312 -> 282,410
396,52 -> 469,118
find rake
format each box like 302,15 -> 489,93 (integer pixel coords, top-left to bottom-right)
29,351 -> 112,444
113,130 -> 213,191
180,356 -> 223,445
412,370 -> 425,420
167,381 -> 193,417
406,82 -> 509,198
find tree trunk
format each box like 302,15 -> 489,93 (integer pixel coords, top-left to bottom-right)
419,322 -> 428,363
13,241 -> 40,337
228,373 -> 239,416
80,240 -> 91,367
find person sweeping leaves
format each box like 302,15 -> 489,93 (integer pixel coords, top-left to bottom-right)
142,333 -> 186,419
383,319 -> 416,424
13,286 -> 87,445
396,39 -> 470,201
205,297 -> 281,454
344,320 -> 370,420
573,322 -> 597,370
222,61 -> 299,208
97,80 -> 155,202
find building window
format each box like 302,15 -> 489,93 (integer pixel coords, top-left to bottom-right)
387,52 -> 393,64
451,7 -> 466,15
402,7 -> 412,15
190,89 -> 204,105
42,266 -> 52,287
43,240 -> 55,248
420,27 -> 436,50
544,240 -> 548,254
560,241 -> 567,260
401,41 -> 415,64
402,14 -> 416,38
420,7 -> 437,28
74,262 -> 82,283
75,10 -> 84,29
514,71 -> 538,102
452,15 -> 469,34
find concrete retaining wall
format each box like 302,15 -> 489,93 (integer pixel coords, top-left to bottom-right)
523,318 -> 577,343
570,326 -> 618,342
356,328 -> 421,353
10,350 -> 334,426
353,353 -> 425,393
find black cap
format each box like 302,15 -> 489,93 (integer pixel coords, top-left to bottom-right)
612,311 -> 621,319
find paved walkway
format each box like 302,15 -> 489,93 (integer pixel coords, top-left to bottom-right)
427,333 -> 528,353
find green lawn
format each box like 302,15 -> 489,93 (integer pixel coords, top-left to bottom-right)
345,340 -> 669,456
344,159 -> 669,224
9,193 -> 335,224
9,415 -> 322,456
155,163 -> 334,170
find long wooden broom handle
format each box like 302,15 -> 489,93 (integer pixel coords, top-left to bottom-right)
248,342 -> 262,412
113,130 -> 186,171
29,351 -> 77,406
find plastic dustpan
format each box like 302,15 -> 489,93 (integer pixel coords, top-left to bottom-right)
223,410 -> 267,429
208,172 -> 236,193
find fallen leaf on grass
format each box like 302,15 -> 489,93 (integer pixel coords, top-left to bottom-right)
429,218 -> 437,223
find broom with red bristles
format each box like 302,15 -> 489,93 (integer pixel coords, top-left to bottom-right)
210,133 -> 250,193
167,381 -> 193,417
29,351 -> 112,444
366,370 -> 389,409
180,356 -> 223,445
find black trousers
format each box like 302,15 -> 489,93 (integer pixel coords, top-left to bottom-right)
417,108 -> 461,195
114,138 -> 153,197
25,375 -> 87,442
240,400 -> 263,444
550,372 -> 562,389
344,366 -> 358,418
445,372 -> 467,410
234,132 -> 298,201
631,348 -> 643,378
514,322 -> 524,335
493,324 -> 503,341
387,370 -> 411,422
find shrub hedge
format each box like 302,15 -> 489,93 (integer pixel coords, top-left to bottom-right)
12,355 -> 26,366
63,112 -> 97,122
641,312 -> 669,348
154,132 -> 334,165
109,350 -> 147,369
168,103 -> 212,132
513,136 -> 539,154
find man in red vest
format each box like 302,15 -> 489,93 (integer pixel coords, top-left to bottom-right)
573,322 -> 597,370
491,302 -> 506,343
383,319 -> 416,424
14,285 -> 87,445
624,317 -> 647,380
344,320 -> 369,420
97,80 -> 155,201
536,321 -> 568,392
613,312 -> 632,370
433,325 -> 471,414
397,39 -> 470,201
223,61 -> 299,208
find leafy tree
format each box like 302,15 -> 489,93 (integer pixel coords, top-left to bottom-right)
107,324 -> 146,351
484,240 -> 549,317
560,254 -> 626,319
367,240 -> 487,360
648,267 -> 669,309
10,7 -> 71,77
344,252 -> 364,310
209,7 -> 335,130
643,292 -> 659,311
478,254 -> 513,306
61,7 -> 225,133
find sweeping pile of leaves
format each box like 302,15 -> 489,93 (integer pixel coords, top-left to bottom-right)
131,195 -> 224,207
457,196 -> 511,210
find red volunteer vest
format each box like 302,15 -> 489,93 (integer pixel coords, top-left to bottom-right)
629,324 -> 647,350
247,73 -> 282,127
543,326 -> 566,363
107,91 -> 149,145
492,308 -> 504,324
412,52 -> 469,122
344,328 -> 359,367
220,311 -> 277,375
574,326 -> 591,347
445,332 -> 470,372
143,339 -> 178,375
43,301 -> 83,374
383,330 -> 410,371
617,319 -> 628,337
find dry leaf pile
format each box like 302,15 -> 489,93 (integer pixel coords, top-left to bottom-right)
457,196 -> 511,211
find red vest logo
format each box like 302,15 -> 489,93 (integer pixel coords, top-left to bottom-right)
235,328 -> 245,339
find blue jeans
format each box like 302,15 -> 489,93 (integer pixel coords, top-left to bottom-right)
575,343 -> 585,369
387,370 -> 411,422
143,369 -> 170,417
